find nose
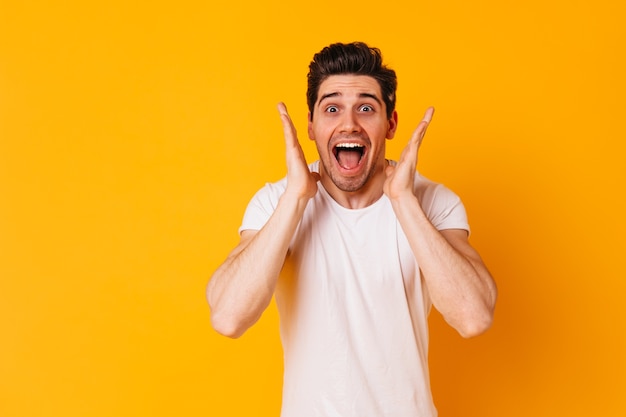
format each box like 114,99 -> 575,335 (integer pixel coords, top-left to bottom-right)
339,111 -> 361,134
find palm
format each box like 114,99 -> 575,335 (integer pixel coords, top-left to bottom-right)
383,107 -> 434,200
277,103 -> 320,200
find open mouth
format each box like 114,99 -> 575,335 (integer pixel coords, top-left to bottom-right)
333,143 -> 365,170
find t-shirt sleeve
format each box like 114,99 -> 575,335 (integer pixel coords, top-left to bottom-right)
420,181 -> 470,234
238,179 -> 287,234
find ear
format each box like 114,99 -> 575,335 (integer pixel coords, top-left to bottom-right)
386,110 -> 398,139
307,112 -> 315,140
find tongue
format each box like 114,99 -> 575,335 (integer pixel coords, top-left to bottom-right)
337,150 -> 362,170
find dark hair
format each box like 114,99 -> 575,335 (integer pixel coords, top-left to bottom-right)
307,42 -> 397,120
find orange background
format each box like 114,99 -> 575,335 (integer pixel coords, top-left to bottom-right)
1,1 -> 624,416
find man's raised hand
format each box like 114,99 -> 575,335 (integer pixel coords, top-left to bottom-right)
277,102 -> 320,200
383,107 -> 435,201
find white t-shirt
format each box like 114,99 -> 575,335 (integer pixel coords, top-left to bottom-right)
240,161 -> 469,417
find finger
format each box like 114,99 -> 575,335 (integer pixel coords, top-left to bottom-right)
410,106 -> 435,148
277,102 -> 298,149
422,106 -> 435,124
399,107 -> 435,168
277,101 -> 289,117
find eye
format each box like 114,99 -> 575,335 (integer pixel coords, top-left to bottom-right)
325,105 -> 338,113
359,104 -> 374,112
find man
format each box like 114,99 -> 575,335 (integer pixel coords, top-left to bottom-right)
207,42 -> 497,417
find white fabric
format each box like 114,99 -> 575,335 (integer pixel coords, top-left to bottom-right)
240,161 -> 469,417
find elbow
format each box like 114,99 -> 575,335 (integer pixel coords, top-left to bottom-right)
207,293 -> 253,339
456,301 -> 496,338
206,280 -> 245,338
459,283 -> 498,338
205,274 -> 270,339
211,318 -> 246,339
210,312 -> 247,339
457,312 -> 494,338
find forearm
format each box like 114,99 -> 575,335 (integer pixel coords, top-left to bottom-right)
207,192 -> 309,338
390,194 -> 497,337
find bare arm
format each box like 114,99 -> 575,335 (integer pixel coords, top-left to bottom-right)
206,103 -> 320,338
384,108 -> 497,337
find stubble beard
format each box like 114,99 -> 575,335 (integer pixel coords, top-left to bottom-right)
325,164 -> 374,192
317,143 -> 382,193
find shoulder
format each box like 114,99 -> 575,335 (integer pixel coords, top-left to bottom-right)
239,161 -> 321,233
412,171 -> 469,232
251,160 -> 320,204
411,172 -> 459,204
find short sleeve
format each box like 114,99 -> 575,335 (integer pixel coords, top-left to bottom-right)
238,178 -> 287,234
415,176 -> 470,234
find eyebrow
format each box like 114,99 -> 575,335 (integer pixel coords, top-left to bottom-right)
318,92 -> 382,106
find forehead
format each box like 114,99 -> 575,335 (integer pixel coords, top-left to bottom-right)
316,75 -> 382,103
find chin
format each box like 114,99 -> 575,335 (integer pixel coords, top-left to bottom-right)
329,170 -> 372,192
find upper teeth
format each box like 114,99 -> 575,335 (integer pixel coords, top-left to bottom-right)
336,143 -> 363,148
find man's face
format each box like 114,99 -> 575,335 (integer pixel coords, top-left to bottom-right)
308,74 -> 397,193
